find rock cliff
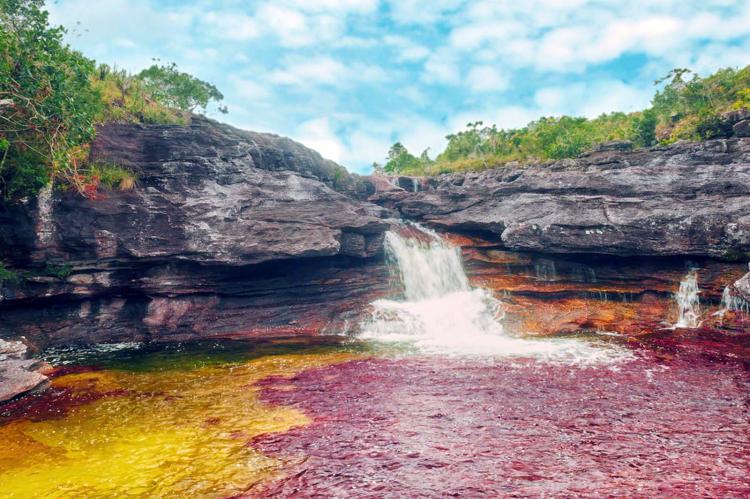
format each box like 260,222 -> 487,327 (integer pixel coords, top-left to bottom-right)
369,138 -> 750,357
2,123 -> 750,356
0,117 -> 393,349
370,138 -> 750,258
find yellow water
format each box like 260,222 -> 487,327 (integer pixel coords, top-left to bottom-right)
0,344 -> 360,498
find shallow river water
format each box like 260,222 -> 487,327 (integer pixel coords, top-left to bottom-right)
1,335 -> 748,498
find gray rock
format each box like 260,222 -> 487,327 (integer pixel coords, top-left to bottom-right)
0,118 -> 393,347
722,108 -> 750,128
590,140 -> 633,153
0,339 -> 49,402
40,117 -> 390,266
370,138 -> 750,258
731,265 -> 750,304
734,120 -> 750,138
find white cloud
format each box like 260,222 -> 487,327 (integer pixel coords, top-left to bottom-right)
386,0 -> 465,25
466,66 -> 507,93
46,0 -> 750,172
345,131 -> 394,170
428,1 -> 750,75
256,4 -> 321,47
535,80 -> 652,118
202,11 -> 260,41
295,117 -> 345,162
270,57 -> 348,86
269,57 -> 387,87
422,50 -> 461,85
113,38 -> 137,49
283,0 -> 378,14
230,76 -> 272,101
384,36 -> 430,62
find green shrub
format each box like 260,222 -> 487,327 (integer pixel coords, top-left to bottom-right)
85,163 -> 137,191
137,61 -> 227,115
39,263 -> 72,279
0,2 -> 225,202
378,65 -> 750,174
0,0 -> 100,201
91,65 -> 187,125
0,262 -> 19,284
384,142 -> 421,173
630,109 -> 657,147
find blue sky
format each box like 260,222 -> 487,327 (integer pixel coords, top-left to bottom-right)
47,0 -> 750,173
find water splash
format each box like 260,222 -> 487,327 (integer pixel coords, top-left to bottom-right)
674,270 -> 701,328
360,224 -> 630,363
714,286 -> 750,317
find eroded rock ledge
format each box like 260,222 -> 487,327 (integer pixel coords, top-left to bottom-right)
0,118 -> 393,349
369,137 -> 750,258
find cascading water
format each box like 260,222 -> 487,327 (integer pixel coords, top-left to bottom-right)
673,270 -> 701,328
360,224 -> 631,363
714,286 -> 750,317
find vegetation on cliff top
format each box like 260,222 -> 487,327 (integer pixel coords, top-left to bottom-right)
0,0 -> 226,202
379,66 -> 750,175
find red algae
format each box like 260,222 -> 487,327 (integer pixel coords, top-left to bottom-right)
250,352 -> 750,497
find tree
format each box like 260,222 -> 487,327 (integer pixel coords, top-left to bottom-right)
630,109 -> 657,147
0,0 -> 101,200
383,142 -> 420,173
419,148 -> 432,166
137,61 -> 227,114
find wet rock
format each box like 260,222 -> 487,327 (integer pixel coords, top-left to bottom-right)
0,339 -> 49,402
370,138 -> 750,258
454,239 -> 749,337
730,266 -> 750,304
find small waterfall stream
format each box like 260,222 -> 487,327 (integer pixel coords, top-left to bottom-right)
361,224 -> 629,362
674,270 -> 701,328
714,286 -> 750,317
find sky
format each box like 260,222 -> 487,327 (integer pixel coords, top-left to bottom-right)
47,0 -> 750,173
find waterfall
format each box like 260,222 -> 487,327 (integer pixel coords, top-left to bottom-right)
360,224 -> 632,363
714,286 -> 750,317
673,270 -> 701,328
361,226 -> 505,353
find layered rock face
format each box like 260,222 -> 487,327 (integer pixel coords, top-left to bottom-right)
372,138 -> 750,258
0,118 -> 393,349
369,139 -> 750,358
2,123 -> 750,358
447,232 -> 748,346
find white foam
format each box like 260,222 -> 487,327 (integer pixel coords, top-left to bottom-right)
673,269 -> 701,328
360,225 -> 632,365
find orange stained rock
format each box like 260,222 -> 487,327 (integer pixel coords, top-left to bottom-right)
502,295 -> 670,336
